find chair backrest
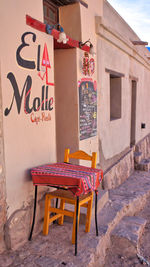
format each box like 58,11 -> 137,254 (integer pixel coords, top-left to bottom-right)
64,148 -> 97,168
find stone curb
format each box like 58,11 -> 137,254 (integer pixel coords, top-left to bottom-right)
90,171 -> 150,267
111,216 -> 147,254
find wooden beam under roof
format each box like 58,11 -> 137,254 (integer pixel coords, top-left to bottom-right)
50,0 -> 88,8
132,40 -> 148,46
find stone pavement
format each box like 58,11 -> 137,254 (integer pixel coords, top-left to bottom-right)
1,170 -> 150,267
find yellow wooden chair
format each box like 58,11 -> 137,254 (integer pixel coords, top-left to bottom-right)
43,148 -> 98,255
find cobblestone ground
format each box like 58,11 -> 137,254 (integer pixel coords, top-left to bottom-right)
0,222 -> 97,267
1,171 -> 150,267
105,195 -> 150,267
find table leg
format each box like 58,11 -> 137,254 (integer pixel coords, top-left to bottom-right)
95,190 -> 98,236
75,196 -> 79,256
28,185 -> 38,241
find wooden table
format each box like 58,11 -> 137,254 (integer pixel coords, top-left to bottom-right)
29,163 -> 103,254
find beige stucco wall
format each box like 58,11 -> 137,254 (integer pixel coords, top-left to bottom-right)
80,0 -> 103,43
129,59 -> 150,142
59,0 -> 103,43
95,0 -> 150,161
59,3 -> 82,42
57,0 -> 150,165
54,48 -> 79,162
0,0 -> 56,216
55,46 -> 99,167
58,1 -> 103,166
97,38 -> 131,159
0,0 -> 150,219
59,0 -> 150,163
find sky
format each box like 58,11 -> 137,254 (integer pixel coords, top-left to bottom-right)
107,0 -> 150,46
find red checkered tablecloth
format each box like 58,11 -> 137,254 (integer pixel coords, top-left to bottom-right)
31,163 -> 103,196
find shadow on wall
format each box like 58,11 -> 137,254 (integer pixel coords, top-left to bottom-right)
24,169 -> 32,182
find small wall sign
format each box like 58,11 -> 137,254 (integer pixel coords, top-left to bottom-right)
82,52 -> 95,76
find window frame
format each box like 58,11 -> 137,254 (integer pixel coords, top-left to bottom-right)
43,0 -> 59,25
105,69 -> 124,121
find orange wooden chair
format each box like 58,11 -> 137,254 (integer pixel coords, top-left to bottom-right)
43,148 -> 98,255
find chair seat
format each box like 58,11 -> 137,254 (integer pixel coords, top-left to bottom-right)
49,189 -> 92,201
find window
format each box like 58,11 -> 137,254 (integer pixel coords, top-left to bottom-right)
110,74 -> 122,120
105,68 -> 124,121
43,0 -> 58,25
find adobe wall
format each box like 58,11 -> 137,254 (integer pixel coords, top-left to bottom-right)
54,48 -> 79,163
58,0 -> 150,184
95,0 -> 150,176
0,73 -> 7,252
58,1 -> 103,166
0,0 -> 56,250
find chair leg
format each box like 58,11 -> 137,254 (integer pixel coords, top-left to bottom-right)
53,198 -> 59,224
85,192 -> 93,233
95,190 -> 98,236
56,198 -> 58,208
58,199 -> 65,225
72,197 -> 80,245
43,194 -> 51,235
